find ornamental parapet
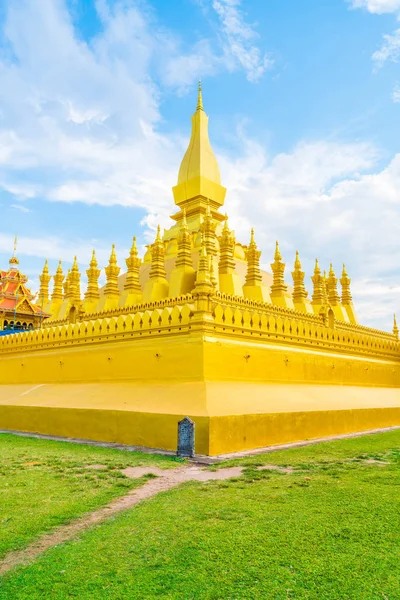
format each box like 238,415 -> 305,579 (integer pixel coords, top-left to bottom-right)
0,303 -> 194,354
334,319 -> 397,341
43,294 -> 194,328
210,301 -> 400,359
1,296 -> 399,361
214,292 -> 323,325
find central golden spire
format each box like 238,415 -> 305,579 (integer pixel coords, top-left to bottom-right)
177,81 -> 222,187
172,82 -> 226,217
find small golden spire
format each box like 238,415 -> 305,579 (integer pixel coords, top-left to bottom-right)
292,251 -> 308,303
69,256 -> 81,302
104,244 -> 120,299
197,79 -> 203,111
148,225 -> 167,281
9,234 -> 19,265
394,314 -> 399,339
193,235 -> 214,312
327,263 -> 340,306
340,264 -> 357,323
175,210 -> 192,270
124,236 -> 142,297
245,228 -> 262,287
109,244 -> 117,266
340,263 -> 353,305
51,260 -> 64,303
311,259 -> 323,305
194,237 -> 213,293
200,200 -> 217,257
270,241 -> 287,299
38,258 -> 51,307
72,255 -> 79,272
90,249 -> 98,268
274,241 -> 282,262
85,249 -> 101,304
219,218 -> 236,276
294,250 -> 301,270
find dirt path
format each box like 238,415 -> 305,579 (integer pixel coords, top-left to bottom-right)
0,465 -> 246,576
0,455 -> 389,576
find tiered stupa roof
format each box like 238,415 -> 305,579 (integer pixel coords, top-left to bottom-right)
44,82 -> 357,327
114,83 -> 283,298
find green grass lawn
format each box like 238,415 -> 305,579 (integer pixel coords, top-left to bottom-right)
1,430 -> 400,599
0,433 -> 180,559
218,427 -> 400,468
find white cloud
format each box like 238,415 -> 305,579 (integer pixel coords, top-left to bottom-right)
393,83 -> 400,100
0,0 -> 273,215
211,0 -> 274,82
0,181 -> 39,199
10,204 -> 30,213
372,28 -> 400,67
159,0 -> 273,90
348,0 -> 400,13
0,0 -> 182,220
350,1 -> 400,101
159,38 -> 221,90
219,130 -> 400,331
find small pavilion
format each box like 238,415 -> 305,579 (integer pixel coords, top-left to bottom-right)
0,248 -> 51,331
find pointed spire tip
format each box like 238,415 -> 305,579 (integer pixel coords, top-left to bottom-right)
197,79 -> 203,111
274,240 -> 282,261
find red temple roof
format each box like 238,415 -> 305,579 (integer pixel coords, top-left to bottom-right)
0,263 -> 49,317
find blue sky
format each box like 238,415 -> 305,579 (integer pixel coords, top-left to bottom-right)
0,0 -> 400,329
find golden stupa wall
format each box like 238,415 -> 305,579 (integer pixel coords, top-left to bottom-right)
0,294 -> 399,455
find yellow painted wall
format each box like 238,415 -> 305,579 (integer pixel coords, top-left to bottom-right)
1,391 -> 399,456
203,338 -> 400,387
0,405 -> 210,454
208,407 -> 400,455
0,335 -> 204,385
1,314 -> 400,456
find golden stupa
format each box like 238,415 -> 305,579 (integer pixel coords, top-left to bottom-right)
0,84 -> 399,456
